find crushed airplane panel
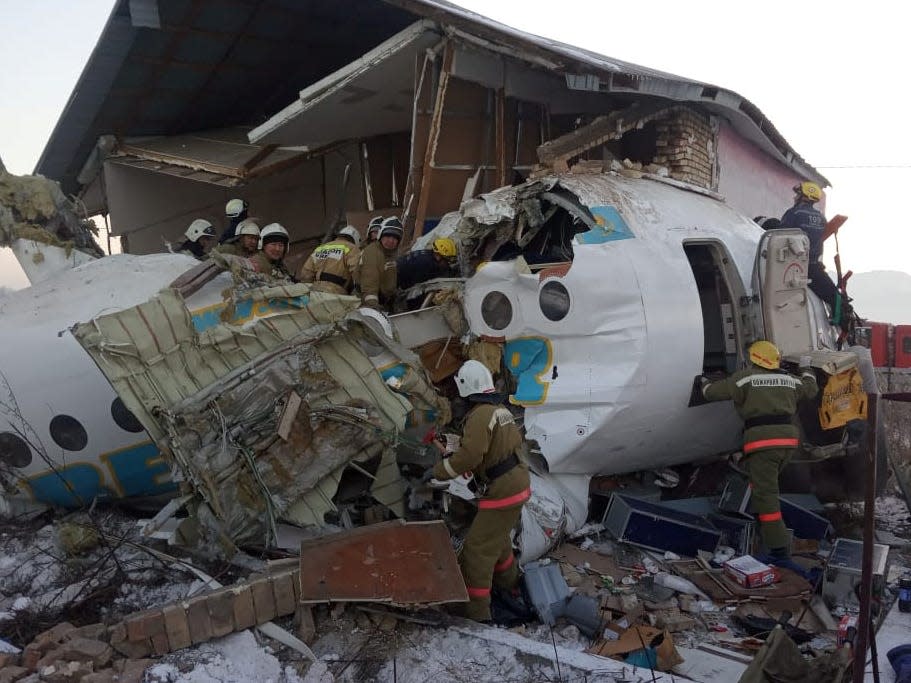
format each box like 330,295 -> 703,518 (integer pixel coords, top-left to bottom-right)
71,274 -> 448,552
297,520 -> 468,605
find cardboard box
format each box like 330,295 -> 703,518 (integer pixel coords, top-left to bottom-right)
723,555 -> 776,588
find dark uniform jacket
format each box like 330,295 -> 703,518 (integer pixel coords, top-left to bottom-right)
781,201 -> 826,262
396,249 -> 453,290
358,242 -> 397,309
703,366 -> 818,454
433,399 -> 530,504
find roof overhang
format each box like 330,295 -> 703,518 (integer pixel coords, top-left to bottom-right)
37,0 -> 828,195
250,21 -> 442,146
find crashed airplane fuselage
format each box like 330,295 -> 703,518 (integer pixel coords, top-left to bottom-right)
0,172 -> 866,556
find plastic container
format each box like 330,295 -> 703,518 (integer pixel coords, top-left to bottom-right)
899,576 -> 911,613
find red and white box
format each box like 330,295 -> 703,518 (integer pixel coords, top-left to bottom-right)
723,555 -> 776,588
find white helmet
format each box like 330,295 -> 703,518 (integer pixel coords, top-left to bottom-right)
454,360 -> 495,398
225,198 -> 248,218
338,225 -> 361,246
235,219 -> 260,237
185,218 -> 216,243
259,222 -> 289,249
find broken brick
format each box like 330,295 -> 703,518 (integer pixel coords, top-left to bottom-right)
32,622 -> 75,648
54,637 -> 112,668
116,658 -> 152,683
251,577 -> 277,623
38,659 -> 93,683
162,603 -> 192,651
0,652 -> 19,669
0,666 -> 29,683
207,589 -> 235,638
66,623 -> 108,642
21,644 -> 41,671
151,631 -> 171,656
291,570 -> 301,603
81,671 -> 116,683
125,608 -> 165,642
272,572 -> 297,617
232,585 -> 256,631
109,622 -> 151,659
186,596 -> 214,644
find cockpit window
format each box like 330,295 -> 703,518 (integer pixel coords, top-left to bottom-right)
481,291 -> 513,330
539,281 -> 571,321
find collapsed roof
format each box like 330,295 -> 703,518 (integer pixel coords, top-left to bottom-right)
37,0 -> 827,197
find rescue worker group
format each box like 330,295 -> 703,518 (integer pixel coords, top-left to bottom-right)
174,198 -> 457,312
170,183 -> 831,622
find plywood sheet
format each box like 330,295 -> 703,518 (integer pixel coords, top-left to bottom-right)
298,520 -> 468,605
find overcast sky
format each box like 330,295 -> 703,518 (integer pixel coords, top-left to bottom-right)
1,0 -> 909,290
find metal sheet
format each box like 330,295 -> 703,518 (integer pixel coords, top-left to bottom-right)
298,520 -> 467,605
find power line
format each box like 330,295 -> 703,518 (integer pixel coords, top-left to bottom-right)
816,165 -> 911,169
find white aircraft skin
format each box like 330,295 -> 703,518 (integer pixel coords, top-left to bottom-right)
0,173 -> 836,515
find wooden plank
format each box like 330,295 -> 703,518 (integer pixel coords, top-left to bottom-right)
411,42 -> 453,245
495,87 -> 507,188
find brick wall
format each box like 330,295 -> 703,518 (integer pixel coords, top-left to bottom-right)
653,108 -> 715,189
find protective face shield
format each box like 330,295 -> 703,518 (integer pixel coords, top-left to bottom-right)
185,219 -> 216,243
432,237 -> 457,258
259,222 -> 289,250
225,198 -> 248,218
454,359 -> 495,397
338,225 -> 361,246
749,340 -> 781,370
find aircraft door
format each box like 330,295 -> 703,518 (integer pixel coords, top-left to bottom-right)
752,229 -> 814,355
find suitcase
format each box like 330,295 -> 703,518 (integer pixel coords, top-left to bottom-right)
603,493 -> 721,557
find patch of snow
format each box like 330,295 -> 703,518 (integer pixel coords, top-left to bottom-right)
149,631 -> 304,683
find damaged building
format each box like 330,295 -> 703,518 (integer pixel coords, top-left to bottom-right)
36,0 -> 824,260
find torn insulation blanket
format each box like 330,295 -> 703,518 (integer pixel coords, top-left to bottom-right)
72,278 -> 448,552
298,520 -> 467,605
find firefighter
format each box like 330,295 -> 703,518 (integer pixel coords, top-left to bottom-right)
701,341 -> 817,567
365,216 -> 383,246
358,217 -> 402,310
298,226 -> 361,294
214,219 -> 260,257
219,198 -> 249,244
176,219 -> 217,259
250,223 -> 295,283
425,360 -> 530,622
396,237 -> 458,291
780,181 -> 841,315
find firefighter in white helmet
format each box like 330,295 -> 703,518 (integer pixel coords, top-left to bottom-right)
298,226 -> 361,295
176,219 -> 217,259
358,217 -> 402,310
214,219 -> 260,257
250,223 -> 295,282
424,360 -> 530,621
218,198 -> 249,244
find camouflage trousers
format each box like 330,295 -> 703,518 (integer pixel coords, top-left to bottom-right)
744,447 -> 794,551
459,503 -> 523,621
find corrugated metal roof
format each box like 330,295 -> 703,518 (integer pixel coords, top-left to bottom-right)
37,0 -> 827,195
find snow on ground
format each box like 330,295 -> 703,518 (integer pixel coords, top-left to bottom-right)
147,631 -> 305,683
875,495 -> 911,535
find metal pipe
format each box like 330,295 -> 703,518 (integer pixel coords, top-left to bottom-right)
852,393 -> 878,683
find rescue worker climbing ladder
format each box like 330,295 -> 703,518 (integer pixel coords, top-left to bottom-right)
701,341 -> 818,565
426,360 -> 531,622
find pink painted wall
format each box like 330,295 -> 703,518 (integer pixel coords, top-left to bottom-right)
716,121 -> 824,222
